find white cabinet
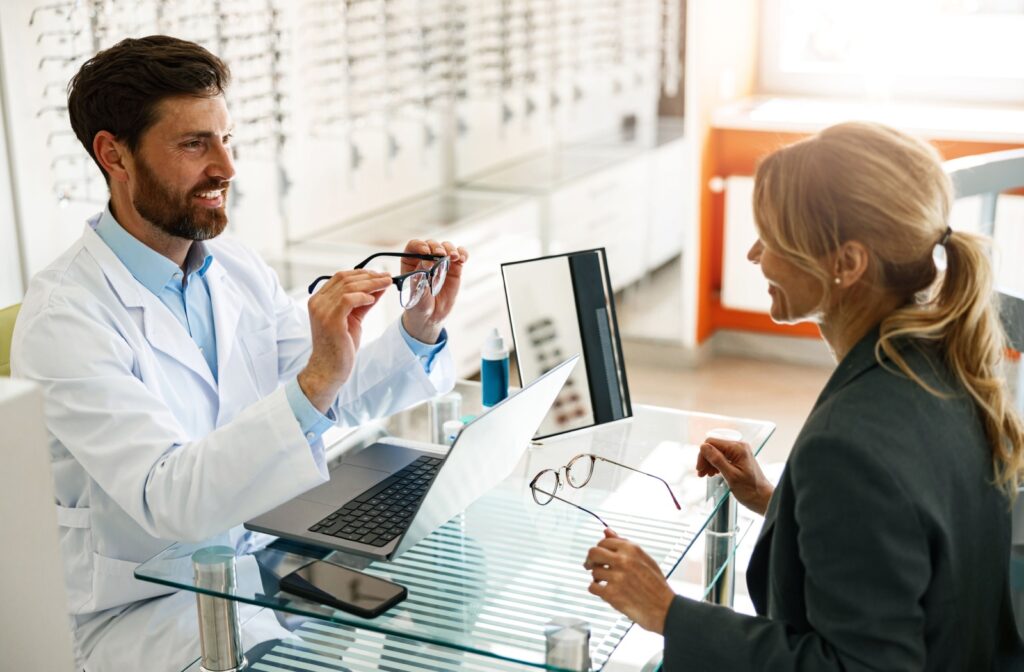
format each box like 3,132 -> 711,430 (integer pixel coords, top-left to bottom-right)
0,379 -> 77,671
461,121 -> 689,294
548,156 -> 649,289
281,190 -> 541,377
276,122 -> 691,376
646,134 -> 689,270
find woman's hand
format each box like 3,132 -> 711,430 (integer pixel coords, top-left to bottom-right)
584,529 -> 676,634
696,438 -> 774,515
400,239 -> 468,344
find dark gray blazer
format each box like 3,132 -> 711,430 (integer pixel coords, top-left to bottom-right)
663,329 -> 1023,671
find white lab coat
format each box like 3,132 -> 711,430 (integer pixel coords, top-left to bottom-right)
11,218 -> 454,670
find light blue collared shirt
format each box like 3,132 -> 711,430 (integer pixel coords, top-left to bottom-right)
93,207 -> 218,377
93,206 -> 446,444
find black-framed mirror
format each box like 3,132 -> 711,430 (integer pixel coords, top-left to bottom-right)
501,248 -> 632,439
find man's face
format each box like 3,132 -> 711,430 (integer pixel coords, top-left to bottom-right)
128,94 -> 235,241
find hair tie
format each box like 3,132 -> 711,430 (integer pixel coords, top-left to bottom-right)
933,227 -> 952,272
939,226 -> 953,246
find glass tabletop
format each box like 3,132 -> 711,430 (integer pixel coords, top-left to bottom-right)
138,384 -> 774,671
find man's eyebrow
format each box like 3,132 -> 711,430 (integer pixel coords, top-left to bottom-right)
177,128 -> 235,140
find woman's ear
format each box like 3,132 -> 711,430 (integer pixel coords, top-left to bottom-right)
833,240 -> 869,288
93,131 -> 130,184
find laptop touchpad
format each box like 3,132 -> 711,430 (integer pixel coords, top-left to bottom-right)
298,443 -> 420,506
298,464 -> 389,505
342,441 -> 420,472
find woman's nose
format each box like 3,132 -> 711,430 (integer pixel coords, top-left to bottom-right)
747,239 -> 763,264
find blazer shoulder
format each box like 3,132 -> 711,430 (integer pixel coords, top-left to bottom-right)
794,344 -> 984,485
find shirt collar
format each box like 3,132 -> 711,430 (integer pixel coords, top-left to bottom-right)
92,205 -> 213,295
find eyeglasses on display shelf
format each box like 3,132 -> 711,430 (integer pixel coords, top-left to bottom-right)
308,252 -> 449,310
29,1 -> 89,27
530,453 -> 682,527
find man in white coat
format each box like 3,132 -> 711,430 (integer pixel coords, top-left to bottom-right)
11,36 -> 468,670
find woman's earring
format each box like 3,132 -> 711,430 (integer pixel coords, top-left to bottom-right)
833,277 -> 841,285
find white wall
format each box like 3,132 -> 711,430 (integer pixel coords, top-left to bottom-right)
0,40 -> 22,308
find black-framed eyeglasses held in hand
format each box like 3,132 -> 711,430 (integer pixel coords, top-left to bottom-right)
529,454 -> 682,527
308,252 -> 450,309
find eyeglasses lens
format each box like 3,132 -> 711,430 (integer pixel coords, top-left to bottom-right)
400,273 -> 429,308
531,470 -> 558,505
566,455 -> 594,488
430,257 -> 449,296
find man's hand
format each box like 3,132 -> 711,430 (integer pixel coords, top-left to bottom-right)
298,269 -> 391,413
584,529 -> 676,634
400,239 -> 468,344
696,438 -> 774,515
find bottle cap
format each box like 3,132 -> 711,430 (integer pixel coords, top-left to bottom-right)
705,428 -> 742,442
482,328 -> 507,359
443,420 -> 464,445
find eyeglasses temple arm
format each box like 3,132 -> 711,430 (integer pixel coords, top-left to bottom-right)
594,457 -> 682,510
535,489 -> 609,528
308,275 -> 330,294
354,252 -> 442,269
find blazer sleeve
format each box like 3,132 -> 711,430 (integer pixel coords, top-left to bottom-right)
662,434 -> 930,672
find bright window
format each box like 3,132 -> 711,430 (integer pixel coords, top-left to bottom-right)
760,0 -> 1024,103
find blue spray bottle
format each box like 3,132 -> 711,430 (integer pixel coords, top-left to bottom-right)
481,328 -> 509,408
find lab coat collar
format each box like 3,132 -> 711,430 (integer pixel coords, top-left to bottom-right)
92,205 -> 214,295
82,218 -> 218,393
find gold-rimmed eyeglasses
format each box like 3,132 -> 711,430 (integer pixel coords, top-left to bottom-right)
529,454 -> 681,527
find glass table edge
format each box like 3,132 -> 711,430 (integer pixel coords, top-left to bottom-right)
139,566 -> 586,672
652,418 -> 774,581
699,514 -> 756,601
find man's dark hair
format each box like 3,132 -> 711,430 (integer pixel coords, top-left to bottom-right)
68,35 -> 231,182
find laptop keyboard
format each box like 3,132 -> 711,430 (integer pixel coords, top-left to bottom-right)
307,455 -> 444,547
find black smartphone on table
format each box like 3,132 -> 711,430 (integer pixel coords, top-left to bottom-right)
279,560 -> 407,618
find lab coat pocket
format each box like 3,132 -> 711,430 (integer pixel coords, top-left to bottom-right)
241,324 -> 279,395
55,504 -> 94,615
56,503 -> 176,614
89,551 -> 176,613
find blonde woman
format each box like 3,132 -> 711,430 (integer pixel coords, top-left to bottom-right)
585,122 -> 1024,670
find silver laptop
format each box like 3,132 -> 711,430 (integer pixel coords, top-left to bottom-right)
245,355 -> 578,560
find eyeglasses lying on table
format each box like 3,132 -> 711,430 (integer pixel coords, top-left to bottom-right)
530,453 -> 681,527
308,251 -> 450,309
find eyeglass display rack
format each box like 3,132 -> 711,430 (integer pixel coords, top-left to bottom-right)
0,0 -> 682,297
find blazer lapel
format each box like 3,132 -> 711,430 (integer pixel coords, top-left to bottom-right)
206,262 -> 243,378
205,262 -> 248,424
746,473 -> 782,614
745,328 -> 886,615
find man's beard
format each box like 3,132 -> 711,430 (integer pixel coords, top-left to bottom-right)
132,155 -> 229,241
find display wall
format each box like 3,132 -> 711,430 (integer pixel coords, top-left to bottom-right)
0,0 -> 683,308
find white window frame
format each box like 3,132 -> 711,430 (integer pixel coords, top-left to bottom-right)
759,0 -> 1024,105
